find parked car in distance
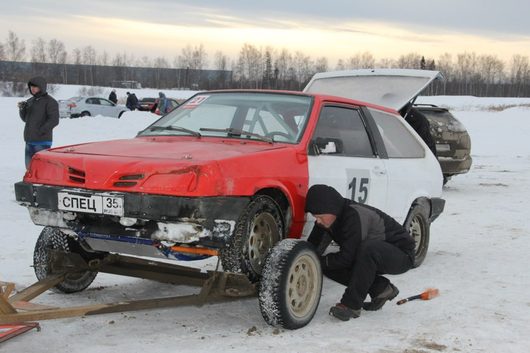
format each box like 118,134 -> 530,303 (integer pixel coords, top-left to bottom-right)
137,97 -> 157,112
59,97 -> 127,119
414,104 -> 472,184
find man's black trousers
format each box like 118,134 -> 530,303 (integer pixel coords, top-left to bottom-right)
323,239 -> 414,310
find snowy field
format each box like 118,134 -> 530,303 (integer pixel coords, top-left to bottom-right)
1,85 -> 530,352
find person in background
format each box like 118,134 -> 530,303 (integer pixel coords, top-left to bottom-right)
400,103 -> 437,157
18,76 -> 59,169
305,184 -> 415,321
157,91 -> 168,115
126,91 -> 139,111
108,89 -> 117,104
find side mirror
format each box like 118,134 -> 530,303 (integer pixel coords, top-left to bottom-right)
310,137 -> 343,155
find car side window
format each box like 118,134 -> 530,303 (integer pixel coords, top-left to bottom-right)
99,99 -> 113,106
312,105 -> 374,157
86,98 -> 97,105
369,108 -> 424,158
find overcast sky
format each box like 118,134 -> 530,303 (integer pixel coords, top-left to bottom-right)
1,0 -> 529,66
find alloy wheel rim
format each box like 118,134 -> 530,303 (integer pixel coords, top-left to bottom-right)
247,212 -> 280,274
287,254 -> 319,318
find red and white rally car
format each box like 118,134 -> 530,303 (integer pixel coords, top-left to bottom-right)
15,69 -> 444,291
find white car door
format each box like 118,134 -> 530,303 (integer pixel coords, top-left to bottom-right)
368,108 -> 443,224
304,105 -> 388,235
98,98 -> 119,117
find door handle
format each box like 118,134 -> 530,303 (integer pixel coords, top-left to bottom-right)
373,166 -> 386,175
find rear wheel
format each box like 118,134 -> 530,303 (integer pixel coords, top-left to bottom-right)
33,227 -> 98,293
220,195 -> 284,281
404,202 -> 430,267
80,111 -> 91,117
259,239 -> 322,329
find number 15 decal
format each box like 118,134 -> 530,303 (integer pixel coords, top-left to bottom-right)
349,177 -> 370,203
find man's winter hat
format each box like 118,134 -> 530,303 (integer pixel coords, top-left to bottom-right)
305,184 -> 344,215
27,76 -> 47,93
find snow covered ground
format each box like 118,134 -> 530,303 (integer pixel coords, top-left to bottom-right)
1,85 -> 529,352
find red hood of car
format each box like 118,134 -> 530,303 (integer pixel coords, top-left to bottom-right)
24,136 -> 296,196
51,136 -> 284,160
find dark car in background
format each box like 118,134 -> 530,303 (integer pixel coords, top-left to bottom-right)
138,97 -> 157,111
415,104 -> 472,184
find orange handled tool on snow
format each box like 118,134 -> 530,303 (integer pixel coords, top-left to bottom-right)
396,288 -> 439,305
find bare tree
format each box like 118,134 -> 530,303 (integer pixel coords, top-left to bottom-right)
274,48 -> 293,85
347,51 -> 375,69
214,51 -> 229,88
98,51 -> 109,66
293,51 -> 312,89
0,43 -> 4,60
396,52 -> 422,69
176,44 -> 208,70
82,45 -> 97,65
509,55 -> 530,96
214,51 -> 228,71
314,56 -> 328,73
5,31 -> 26,61
137,56 -> 152,67
30,37 -> 47,63
455,52 -> 478,94
47,39 -> 67,64
71,48 -> 82,65
236,43 -> 262,88
478,55 -> 505,95
112,52 -> 128,67
335,59 -> 345,70
377,58 -> 396,68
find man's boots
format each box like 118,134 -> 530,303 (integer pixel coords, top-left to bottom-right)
329,303 -> 361,321
363,283 -> 399,311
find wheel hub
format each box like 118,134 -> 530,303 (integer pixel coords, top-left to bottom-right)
410,216 -> 423,252
247,212 -> 279,274
287,254 -> 318,318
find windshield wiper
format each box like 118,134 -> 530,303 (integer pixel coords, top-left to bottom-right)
147,125 -> 201,137
199,127 -> 272,144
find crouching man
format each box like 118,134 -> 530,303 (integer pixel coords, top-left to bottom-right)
305,184 -> 415,321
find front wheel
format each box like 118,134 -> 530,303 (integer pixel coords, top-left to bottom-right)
33,227 -> 98,293
404,202 -> 430,267
219,195 -> 284,281
259,239 -> 322,330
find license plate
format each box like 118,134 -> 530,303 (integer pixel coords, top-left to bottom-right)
436,143 -> 451,152
58,192 -> 124,216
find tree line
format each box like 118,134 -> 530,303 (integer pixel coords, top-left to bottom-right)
1,30 -> 529,96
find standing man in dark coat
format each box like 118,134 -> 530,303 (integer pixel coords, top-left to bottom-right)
108,89 -> 118,104
18,76 -> 59,169
126,91 -> 139,111
305,184 -> 415,321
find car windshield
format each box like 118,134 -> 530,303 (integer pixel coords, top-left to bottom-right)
139,92 -> 313,143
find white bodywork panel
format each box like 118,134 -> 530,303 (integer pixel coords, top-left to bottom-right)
304,69 -> 442,111
303,155 -> 388,237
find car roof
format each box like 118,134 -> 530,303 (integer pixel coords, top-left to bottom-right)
303,69 -> 442,111
192,89 -> 398,114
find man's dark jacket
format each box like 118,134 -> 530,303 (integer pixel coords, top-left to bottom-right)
126,93 -> 138,110
108,91 -> 117,104
19,76 -> 59,142
305,185 -> 415,271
